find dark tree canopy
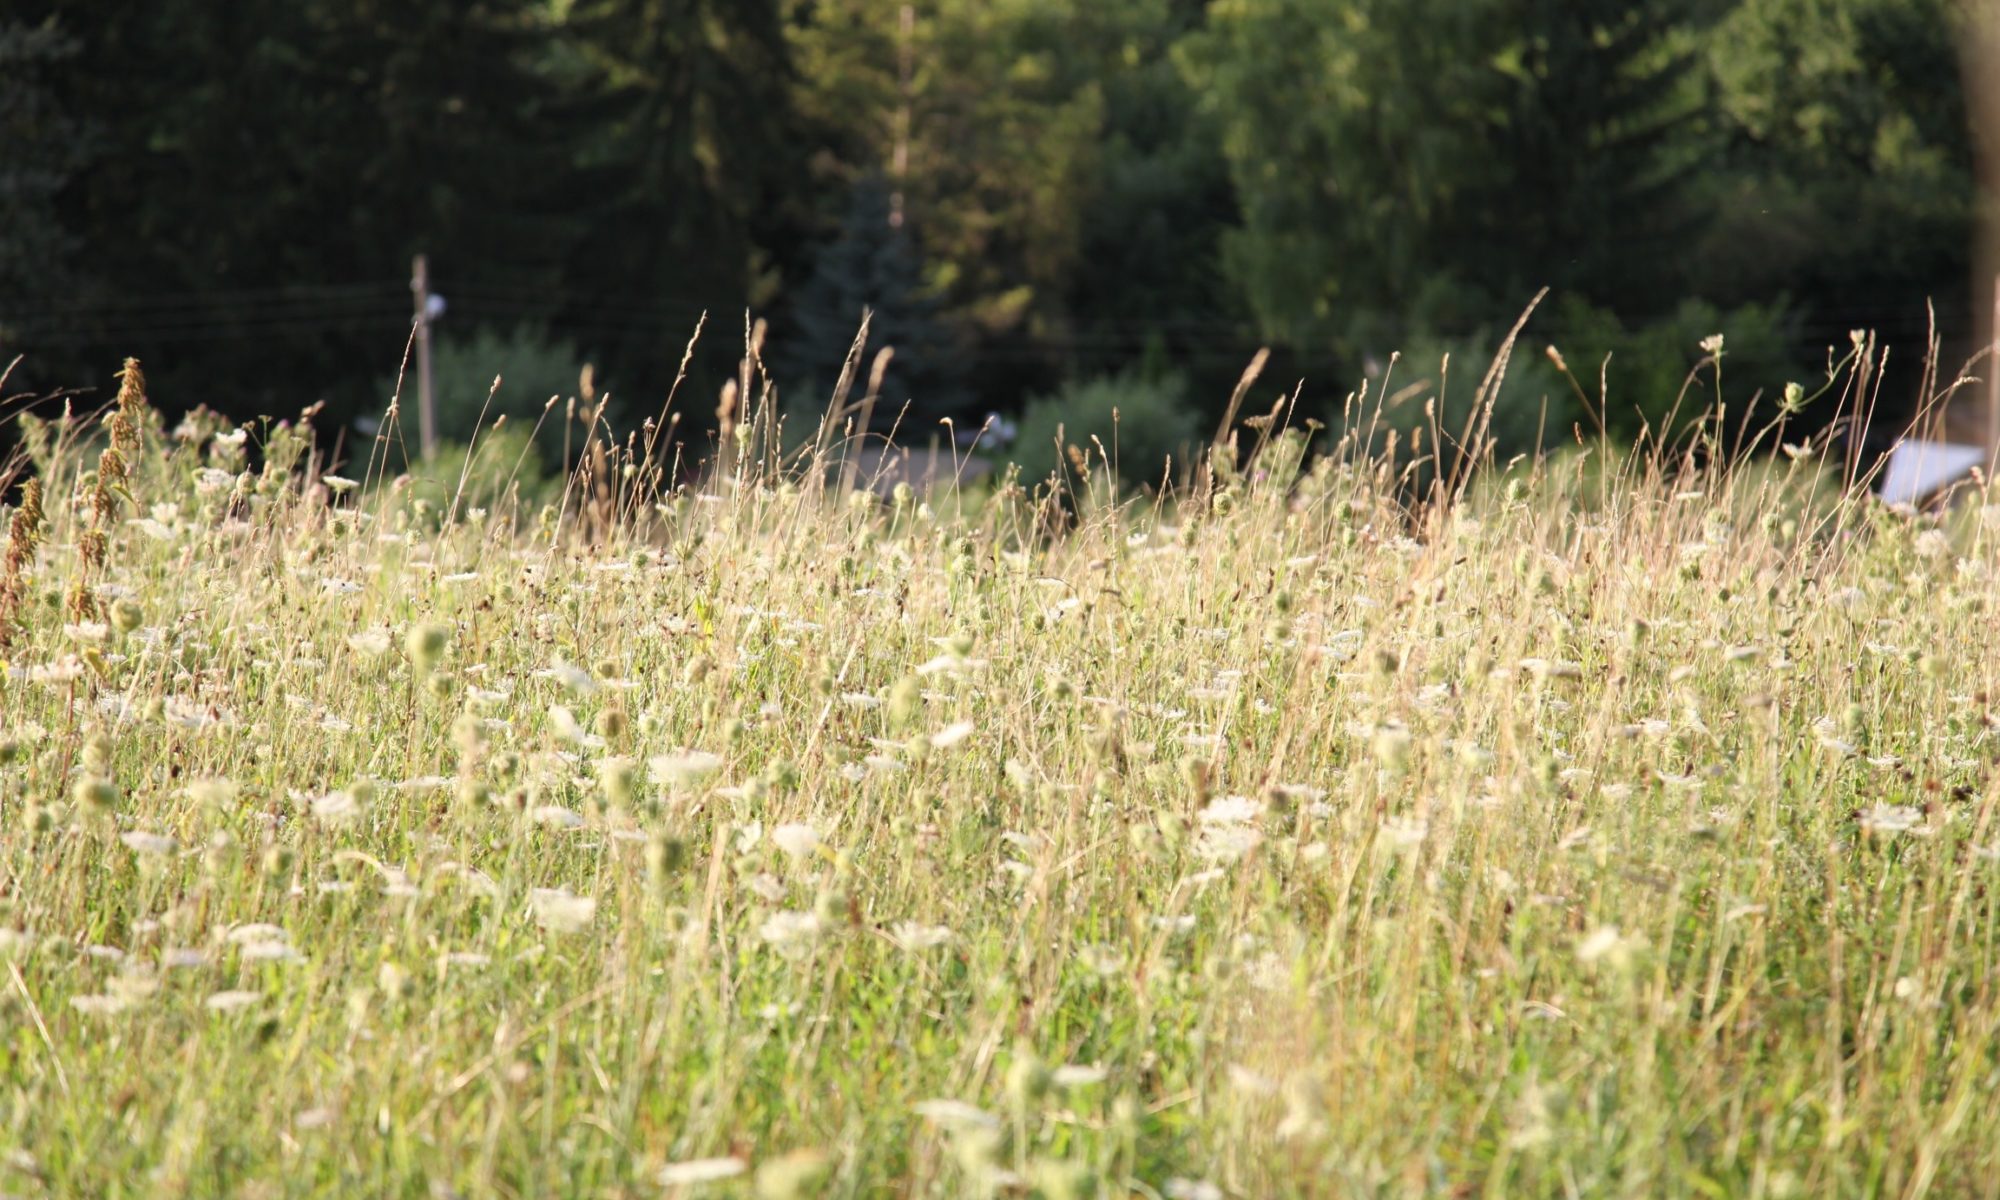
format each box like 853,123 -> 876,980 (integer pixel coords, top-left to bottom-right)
0,0 -> 1986,449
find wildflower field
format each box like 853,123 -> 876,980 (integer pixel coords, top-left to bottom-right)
4,360 -> 2000,1198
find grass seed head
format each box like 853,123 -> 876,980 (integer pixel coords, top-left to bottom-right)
406,622 -> 451,671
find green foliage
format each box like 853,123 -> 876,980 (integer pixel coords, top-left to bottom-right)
1009,369 -> 1202,488
778,175 -> 968,427
10,0 -> 1987,445
555,0 -> 808,389
0,18 -> 90,342
1537,297 -> 1807,441
1063,2 -> 1240,387
30,0 -> 576,405
1356,331 -> 1582,465
411,423 -> 562,517
788,0 -> 1235,399
1339,296 -> 1808,462
377,324 -> 587,446
1695,0 -> 1977,327
1182,0 -> 1706,352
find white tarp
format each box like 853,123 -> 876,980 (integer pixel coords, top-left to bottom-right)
1876,440 -> 1987,507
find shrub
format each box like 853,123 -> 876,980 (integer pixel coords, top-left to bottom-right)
1533,296 -> 1806,443
1008,370 -> 1203,490
1354,330 -> 1580,468
375,324 -> 587,444
400,423 -> 561,520
1344,296 -> 1808,469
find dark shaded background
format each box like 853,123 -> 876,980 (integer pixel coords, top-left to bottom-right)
1,0 -> 1992,464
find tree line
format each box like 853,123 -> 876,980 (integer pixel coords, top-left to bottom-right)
1,0 -> 1988,456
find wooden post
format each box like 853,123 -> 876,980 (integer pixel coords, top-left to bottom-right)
411,254 -> 437,459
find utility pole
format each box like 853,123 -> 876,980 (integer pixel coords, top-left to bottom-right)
411,254 -> 437,458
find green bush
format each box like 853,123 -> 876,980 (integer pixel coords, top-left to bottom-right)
1345,296 -> 1808,468
1008,371 -> 1203,490
375,324 -> 587,444
1354,330 -> 1581,468
400,423 -> 562,518
1533,296 -> 1806,443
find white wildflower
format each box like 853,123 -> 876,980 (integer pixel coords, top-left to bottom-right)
658,1158 -> 748,1186
1811,718 -> 1857,757
887,922 -> 953,952
28,657 -> 86,684
929,720 -> 976,749
1197,795 -> 1262,825
548,705 -> 599,747
238,940 -> 303,963
770,823 -> 822,860
1858,804 -> 1924,836
1576,925 -> 1641,968
1194,824 -> 1260,863
650,750 -> 723,786
1381,817 -> 1428,849
128,517 -> 178,541
913,1099 -> 1000,1131
70,994 -> 130,1015
227,924 -> 288,944
119,831 -> 177,856
758,909 -> 824,957
346,629 -> 393,656
310,789 -> 364,825
193,467 -> 236,495
528,888 -> 596,934
541,660 -> 598,694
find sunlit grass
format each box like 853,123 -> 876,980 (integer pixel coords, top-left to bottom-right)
2,358 -> 1999,1198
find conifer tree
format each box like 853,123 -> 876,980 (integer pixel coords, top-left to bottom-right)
780,174 -> 967,429
0,18 -> 91,360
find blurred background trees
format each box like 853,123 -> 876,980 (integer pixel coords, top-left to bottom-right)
0,0 -> 1987,463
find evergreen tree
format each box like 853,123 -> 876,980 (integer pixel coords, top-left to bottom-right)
779,174 -> 967,428
789,0 -> 1232,406
0,16 -> 92,367
1063,1 -> 1243,395
551,0 -> 810,402
27,0 -> 575,420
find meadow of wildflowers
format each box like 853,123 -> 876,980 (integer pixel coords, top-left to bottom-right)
3,358 -> 2000,1197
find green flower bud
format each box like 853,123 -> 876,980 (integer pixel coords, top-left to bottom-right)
406,622 -> 450,670
109,598 -> 144,635
72,775 -> 118,814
